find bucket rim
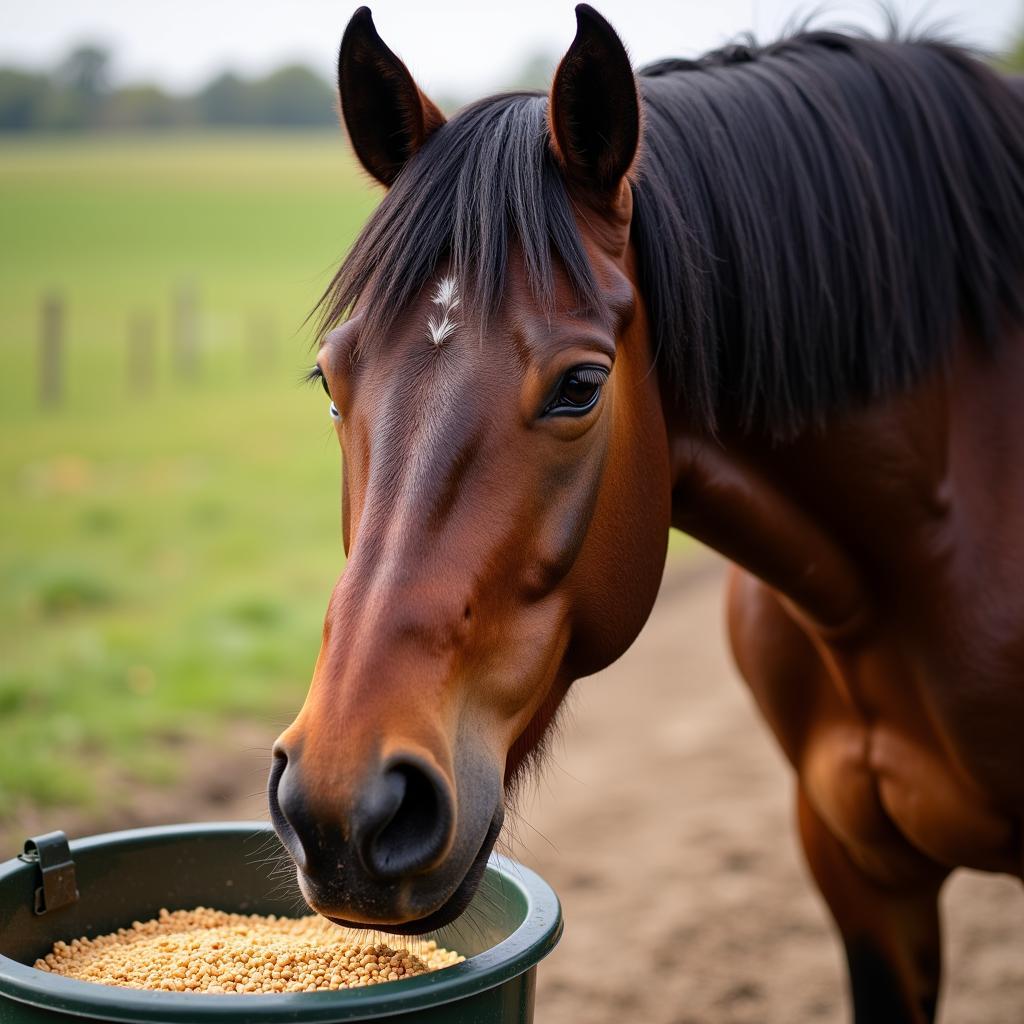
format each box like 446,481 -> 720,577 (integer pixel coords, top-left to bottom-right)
0,821 -> 563,1022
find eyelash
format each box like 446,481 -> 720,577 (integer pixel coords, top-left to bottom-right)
304,365 -> 330,397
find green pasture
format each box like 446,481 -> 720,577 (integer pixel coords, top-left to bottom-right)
0,133 -> 688,838
0,133 -> 376,825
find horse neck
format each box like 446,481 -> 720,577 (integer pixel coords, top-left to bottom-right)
666,355 -> 963,638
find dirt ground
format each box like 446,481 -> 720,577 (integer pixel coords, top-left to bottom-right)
11,552 -> 1022,1022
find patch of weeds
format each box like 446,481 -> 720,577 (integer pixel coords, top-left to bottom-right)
79,505 -> 121,535
36,571 -> 115,617
0,751 -> 96,808
0,672 -> 33,715
227,596 -> 285,629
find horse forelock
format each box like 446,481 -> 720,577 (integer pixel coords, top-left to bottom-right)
317,91 -> 606,364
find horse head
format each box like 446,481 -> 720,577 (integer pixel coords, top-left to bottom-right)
269,4 -> 671,932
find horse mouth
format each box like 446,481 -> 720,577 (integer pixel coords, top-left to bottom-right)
315,809 -> 504,937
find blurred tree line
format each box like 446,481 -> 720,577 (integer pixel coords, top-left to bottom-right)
1004,19 -> 1024,73
0,45 -> 337,131
9,19 -> 1017,135
0,41 -> 565,133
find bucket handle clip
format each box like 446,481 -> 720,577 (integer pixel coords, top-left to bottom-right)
20,831 -> 79,915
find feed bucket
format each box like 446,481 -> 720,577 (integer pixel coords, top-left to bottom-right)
0,822 -> 561,1023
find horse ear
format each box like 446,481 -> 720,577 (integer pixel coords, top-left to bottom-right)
338,7 -> 446,187
549,4 -> 640,198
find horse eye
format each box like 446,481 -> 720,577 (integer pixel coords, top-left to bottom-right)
545,365 -> 608,417
319,377 -> 341,420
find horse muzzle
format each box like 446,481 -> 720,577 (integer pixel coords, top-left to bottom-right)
268,742 -> 503,933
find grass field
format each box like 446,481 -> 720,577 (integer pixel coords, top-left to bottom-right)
0,133 -> 380,824
0,132 -> 689,837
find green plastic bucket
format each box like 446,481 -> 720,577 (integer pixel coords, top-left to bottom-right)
0,822 -> 562,1023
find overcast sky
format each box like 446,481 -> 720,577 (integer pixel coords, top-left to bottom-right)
3,0 -> 1021,97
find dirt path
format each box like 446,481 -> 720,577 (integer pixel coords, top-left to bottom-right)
10,554 -> 1021,1021
519,553 -> 1024,1024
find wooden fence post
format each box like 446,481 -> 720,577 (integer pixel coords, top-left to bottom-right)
127,311 -> 156,394
172,280 -> 200,382
39,292 -> 64,408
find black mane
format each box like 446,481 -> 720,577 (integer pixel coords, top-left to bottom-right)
319,30 -> 1024,437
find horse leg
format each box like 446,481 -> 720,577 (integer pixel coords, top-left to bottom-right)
727,568 -> 947,1023
797,787 -> 946,1024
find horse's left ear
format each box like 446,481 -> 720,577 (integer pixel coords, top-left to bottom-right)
338,7 -> 446,187
549,4 -> 640,201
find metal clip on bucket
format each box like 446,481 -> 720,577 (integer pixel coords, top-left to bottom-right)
19,831 -> 79,916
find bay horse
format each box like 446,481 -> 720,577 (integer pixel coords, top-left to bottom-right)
269,6 -> 1024,1021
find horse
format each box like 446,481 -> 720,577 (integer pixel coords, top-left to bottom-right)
268,6 -> 1024,1021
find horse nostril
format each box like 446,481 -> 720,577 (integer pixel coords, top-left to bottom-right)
355,759 -> 453,881
268,747 -> 287,822
268,746 -> 310,870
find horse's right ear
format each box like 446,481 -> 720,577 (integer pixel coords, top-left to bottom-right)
338,7 -> 446,187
